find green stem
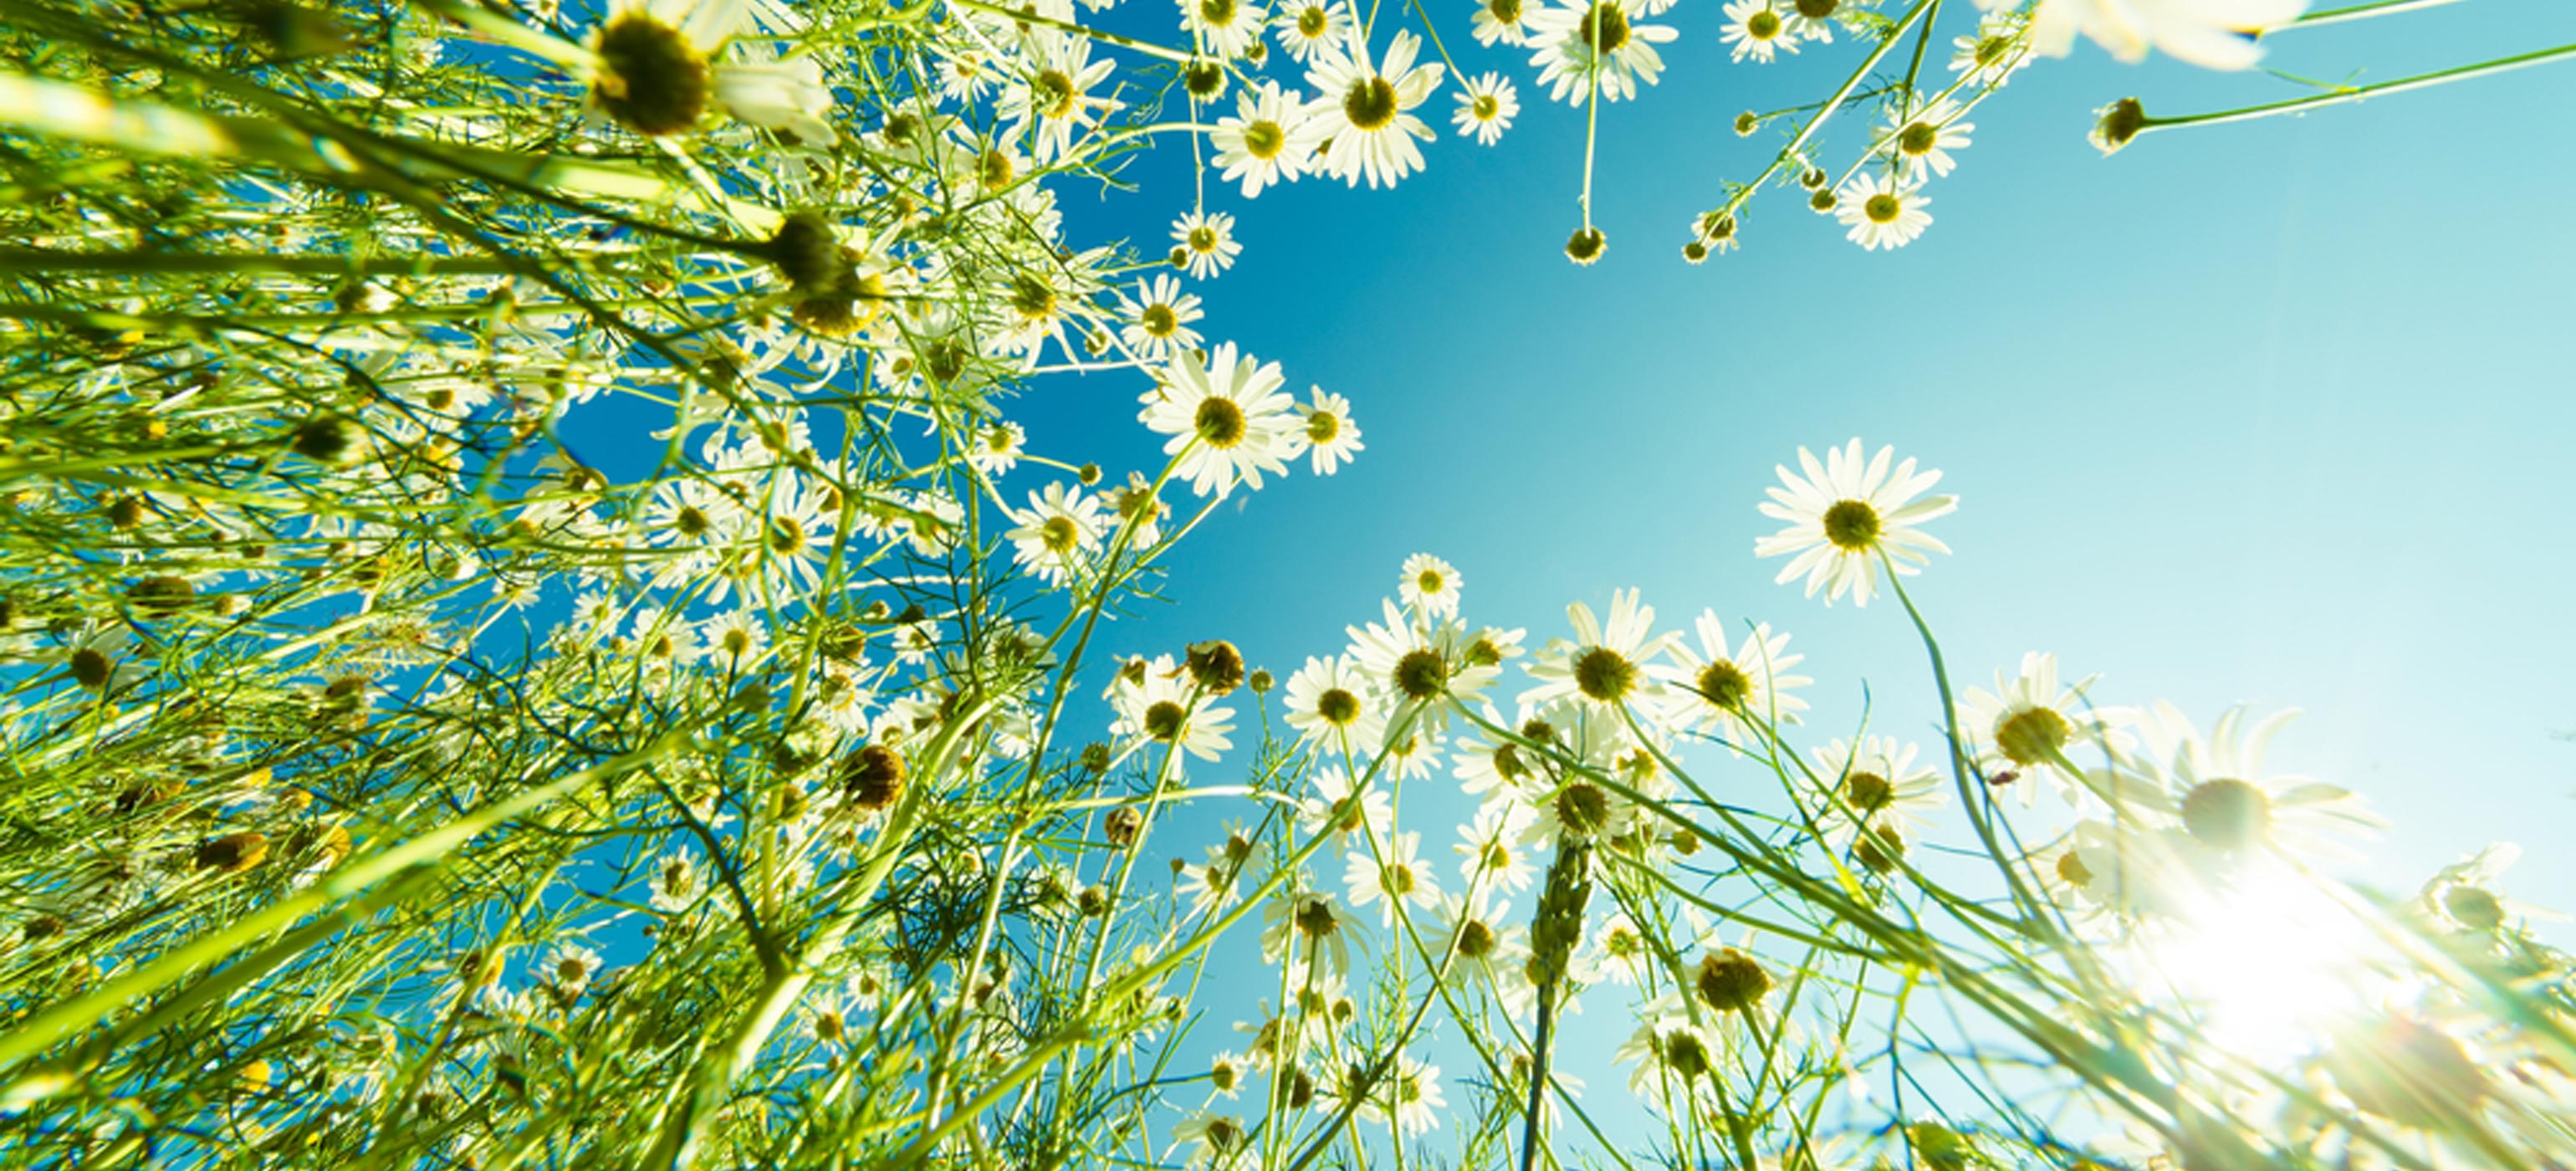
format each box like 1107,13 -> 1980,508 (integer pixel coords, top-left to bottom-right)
2134,41 -> 2576,138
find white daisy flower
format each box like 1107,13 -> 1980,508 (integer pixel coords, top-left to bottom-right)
1111,653 -> 1237,763
1212,81 -> 1327,198
1883,95 -> 1974,179
1996,0 -> 2305,71
1005,481 -> 1104,588
1271,0 -> 1350,62
1172,1111 -> 1250,1166
714,54 -> 835,146
1434,892 -> 1524,989
1001,36 -> 1122,163
1346,831 -> 1439,927
1341,1053 -> 1444,1136
1810,736 -> 1948,859
1779,0 -> 1844,42
1398,553 -> 1464,620
1170,210 -> 1243,279
1117,274 -> 1206,361
2126,703 -> 2388,867
539,940 -> 606,993
1283,386 -> 1363,475
1454,703 -> 1567,798
1260,889 -> 1357,974
1950,10 -> 2035,86
648,851 -> 706,913
1301,766 -> 1393,848
968,420 -> 1026,476
1520,588 -> 1679,715
1471,0 -> 1538,45
1719,0 -> 1799,62
1182,0 -> 1270,59
1955,652 -> 2125,800
1617,995 -> 1725,1105
1454,800 -> 1541,892
1304,31 -> 1444,189
1284,654 -> 1388,749
1753,438 -> 1956,606
1137,341 -> 1296,499
1834,171 -> 1932,250
1526,0 -> 1677,104
1656,611 -> 1807,747
1345,598 -> 1501,739
1452,72 -> 1520,144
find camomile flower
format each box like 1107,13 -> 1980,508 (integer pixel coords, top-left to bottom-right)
1181,0 -> 1270,59
2126,703 -> 2388,867
648,851 -> 707,912
1301,766 -> 1394,848
539,940 -> 606,995
714,53 -> 836,146
1753,438 -> 1956,607
1991,0 -> 2306,71
1304,31 -> 1445,189
933,45 -> 995,103
1618,994 -> 1725,1103
967,420 -> 1026,476
1002,36 -> 1122,163
1112,652 -> 1236,762
1883,95 -> 1974,179
1398,553 -> 1464,620
1456,800 -> 1540,893
1172,1111 -> 1250,1166
1957,652 -> 2129,804
1137,341 -> 1296,499
2033,818 -> 2185,923
1434,892 -> 1525,989
1283,653 -> 1388,749
585,0 -> 750,137
1260,890 -> 1357,974
1107,471 -> 1171,548
1346,831 -> 1439,927
1346,598 -> 1501,739
1454,703 -> 1567,798
1340,1053 -> 1444,1136
1452,72 -> 1520,144
1205,1049 -> 1250,1097
1951,9 -> 2035,86
2416,843 -> 2561,935
1809,736 -> 1947,854
1656,612 -> 1807,747
699,607 -> 769,663
1271,0 -> 1349,62
1170,210 -> 1243,279
1834,171 -> 1932,250
1283,387 -> 1362,474
1006,481 -> 1104,587
1212,82 -> 1327,198
1778,0 -> 1846,42
1521,589 -> 1679,716
1526,0 -> 1677,105
1117,274 -> 1206,361
1719,0 -> 1799,62
1470,0 -> 1538,45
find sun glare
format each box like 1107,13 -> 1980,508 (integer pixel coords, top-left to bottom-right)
2144,866 -> 2385,1064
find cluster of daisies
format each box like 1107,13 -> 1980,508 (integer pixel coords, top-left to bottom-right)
1100,439 -> 2569,1168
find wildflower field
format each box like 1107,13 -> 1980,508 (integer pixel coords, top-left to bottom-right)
2,0 -> 2572,1167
